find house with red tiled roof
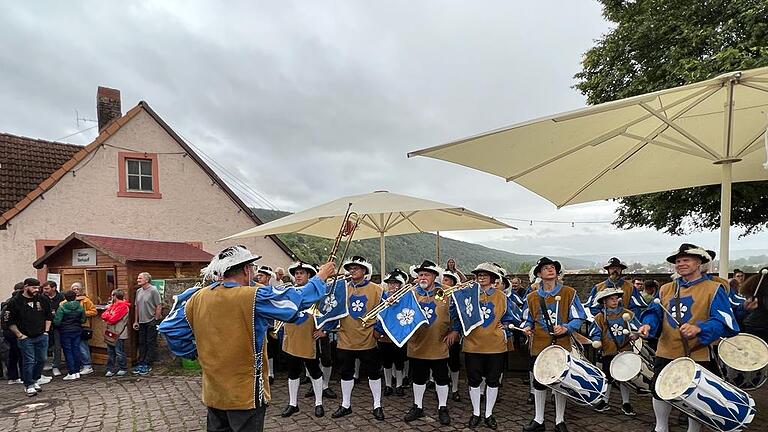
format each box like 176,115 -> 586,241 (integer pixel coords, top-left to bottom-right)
0,87 -> 295,298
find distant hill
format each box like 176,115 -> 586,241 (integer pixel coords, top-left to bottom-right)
254,208 -> 592,274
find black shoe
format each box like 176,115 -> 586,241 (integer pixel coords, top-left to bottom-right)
323,388 -> 337,399
394,386 -> 405,396
554,423 -> 568,432
484,415 -> 498,430
280,405 -> 299,418
452,391 -> 461,402
404,405 -> 424,422
300,376 -> 310,385
383,386 -> 393,396
268,376 -> 274,385
305,387 -> 315,398
594,400 -> 610,412
523,419 -> 545,432
438,407 -> 451,425
527,392 -> 535,405
467,415 -> 481,429
621,403 -> 636,416
314,405 -> 325,418
372,407 -> 385,421
331,406 -> 352,418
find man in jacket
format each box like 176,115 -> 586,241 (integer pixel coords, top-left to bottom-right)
42,281 -> 64,376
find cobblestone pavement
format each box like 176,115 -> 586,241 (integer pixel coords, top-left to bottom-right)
1,367 -> 766,431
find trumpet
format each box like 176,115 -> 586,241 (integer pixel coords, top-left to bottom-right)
435,280 -> 477,302
359,283 -> 415,326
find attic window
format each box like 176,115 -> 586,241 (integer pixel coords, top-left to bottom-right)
117,152 -> 162,199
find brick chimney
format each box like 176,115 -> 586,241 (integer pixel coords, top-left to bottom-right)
97,86 -> 122,132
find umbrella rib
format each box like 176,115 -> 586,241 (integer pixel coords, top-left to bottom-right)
384,211 -> 421,232
621,132 -> 714,160
639,102 -> 722,159
735,121 -> 768,158
740,82 -> 768,94
362,214 -> 383,232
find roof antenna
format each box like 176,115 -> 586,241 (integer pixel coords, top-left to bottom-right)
75,109 -> 97,128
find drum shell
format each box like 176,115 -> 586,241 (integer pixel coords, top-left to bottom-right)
657,358 -> 755,432
534,345 -> 608,407
717,334 -> 768,390
609,351 -> 652,394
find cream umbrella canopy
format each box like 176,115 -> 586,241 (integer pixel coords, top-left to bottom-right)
222,190 -> 515,274
409,67 -> 768,277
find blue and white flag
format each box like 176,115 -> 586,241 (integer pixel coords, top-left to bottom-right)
377,290 -> 428,348
314,279 -> 348,329
452,282 -> 483,336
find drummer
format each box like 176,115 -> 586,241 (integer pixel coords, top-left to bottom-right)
638,243 -> 739,432
522,257 -> 587,432
588,287 -> 641,416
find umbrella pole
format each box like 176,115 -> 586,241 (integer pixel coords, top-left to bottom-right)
718,162 -> 732,279
436,231 -> 441,264
380,231 -> 386,278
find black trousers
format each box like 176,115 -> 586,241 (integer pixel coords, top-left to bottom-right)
137,320 -> 158,366
379,342 -> 406,370
448,341 -> 461,372
285,353 -> 322,380
411,357 -> 450,386
601,354 -> 616,384
465,352 -> 505,388
3,331 -> 22,380
337,347 -> 382,380
266,333 -> 279,361
316,336 -> 333,368
207,405 -> 266,432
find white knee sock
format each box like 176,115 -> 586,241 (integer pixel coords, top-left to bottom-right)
288,378 -> 300,406
268,359 -> 274,378
450,371 -> 459,392
429,370 -> 434,383
341,379 -> 354,408
368,378 -> 382,409
499,372 -> 504,384
605,383 -> 613,402
529,372 -> 535,394
485,386 -> 499,417
413,383 -> 426,408
687,417 -> 702,432
305,367 -> 310,378
383,368 -> 393,387
620,384 -> 630,404
469,386 -> 482,416
534,389 -> 547,423
436,384 -> 449,408
395,369 -> 404,388
554,393 -> 566,424
652,399 -> 671,432
322,366 -> 332,389
354,359 -> 360,379
312,377 -> 324,407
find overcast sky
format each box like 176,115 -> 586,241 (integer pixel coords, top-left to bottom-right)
2,1 -> 766,261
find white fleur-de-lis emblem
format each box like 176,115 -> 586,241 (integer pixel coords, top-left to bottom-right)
423,307 -> 434,320
464,298 -> 474,316
351,299 -> 365,312
611,323 -> 623,337
670,303 -> 688,317
323,295 -> 338,312
397,308 -> 415,326
481,306 -> 492,320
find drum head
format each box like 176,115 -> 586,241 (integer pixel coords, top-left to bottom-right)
719,333 -> 768,372
656,357 -> 696,400
534,345 -> 568,386
610,352 -> 642,382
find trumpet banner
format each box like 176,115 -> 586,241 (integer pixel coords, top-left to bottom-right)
452,282 -> 483,336
314,279 -> 348,329
377,290 -> 428,348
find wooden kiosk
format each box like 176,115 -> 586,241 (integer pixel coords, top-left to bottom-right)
33,232 -> 212,365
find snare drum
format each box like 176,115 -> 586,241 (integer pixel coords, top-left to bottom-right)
717,333 -> 768,390
534,345 -> 608,406
610,351 -> 653,394
656,357 -> 755,432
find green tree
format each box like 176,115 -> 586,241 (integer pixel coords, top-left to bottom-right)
575,0 -> 768,236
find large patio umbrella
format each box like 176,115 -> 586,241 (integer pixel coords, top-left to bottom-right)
222,190 -> 514,274
409,67 -> 768,277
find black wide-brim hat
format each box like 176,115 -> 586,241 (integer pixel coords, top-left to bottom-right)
603,257 -> 627,270
411,259 -> 443,278
288,261 -> 318,277
666,243 -> 710,264
383,268 -> 409,285
533,257 -> 562,276
343,255 -> 373,275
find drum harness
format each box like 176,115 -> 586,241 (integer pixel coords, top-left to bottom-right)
539,295 -> 567,346
673,282 -> 692,357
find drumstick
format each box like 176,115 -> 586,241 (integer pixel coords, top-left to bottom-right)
719,337 -> 745,352
554,295 -> 562,325
591,340 -> 602,349
653,298 -> 682,327
753,268 -> 768,299
506,324 -> 528,332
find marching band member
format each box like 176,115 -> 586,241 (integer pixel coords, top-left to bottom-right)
376,268 -> 409,397
443,270 -> 463,402
256,265 -> 277,384
184,246 -> 336,432
280,262 -> 326,418
330,256 -> 386,421
588,287 -> 640,416
402,260 -> 458,426
638,244 -> 738,432
461,262 -> 522,430
522,257 -> 587,432
584,257 -> 647,318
